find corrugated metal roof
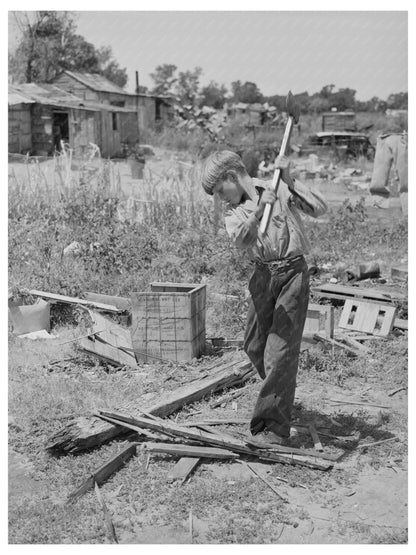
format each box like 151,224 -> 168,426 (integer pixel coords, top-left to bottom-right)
64,70 -> 137,96
8,83 -> 137,113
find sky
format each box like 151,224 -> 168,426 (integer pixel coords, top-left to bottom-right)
67,10 -> 408,101
8,9 -> 408,101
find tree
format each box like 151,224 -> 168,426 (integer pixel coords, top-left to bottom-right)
8,11 -> 127,86
175,67 -> 203,105
231,81 -> 263,104
330,88 -> 356,111
149,63 -> 178,96
200,80 -> 227,109
96,46 -> 127,88
386,92 -> 408,110
319,84 -> 336,99
308,95 -> 330,114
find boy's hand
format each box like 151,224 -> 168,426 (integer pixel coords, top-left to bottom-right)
274,154 -> 294,188
255,188 -> 276,221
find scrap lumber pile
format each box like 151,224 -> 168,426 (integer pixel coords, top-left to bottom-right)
48,355 -> 350,507
47,359 -> 255,453
307,281 -> 407,356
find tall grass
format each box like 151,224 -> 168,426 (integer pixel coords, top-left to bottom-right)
9,138 -> 406,313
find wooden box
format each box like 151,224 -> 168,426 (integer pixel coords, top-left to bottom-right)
131,282 -> 206,363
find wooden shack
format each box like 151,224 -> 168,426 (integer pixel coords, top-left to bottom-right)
53,70 -> 174,131
8,83 -> 139,158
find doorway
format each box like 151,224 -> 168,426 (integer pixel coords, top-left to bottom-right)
52,112 -> 69,152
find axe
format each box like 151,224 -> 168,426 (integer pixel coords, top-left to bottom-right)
259,91 -> 300,235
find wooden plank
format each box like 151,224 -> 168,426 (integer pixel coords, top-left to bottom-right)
313,333 -> 361,356
181,419 -> 250,427
246,437 -> 341,462
28,289 -> 122,313
141,442 -> 239,460
167,457 -> 200,483
238,461 -> 287,502
334,332 -> 370,353
66,443 -> 137,503
145,361 -> 255,418
394,318 -> 408,330
47,360 -> 255,454
84,292 -> 130,311
78,337 -> 136,367
94,482 -> 119,544
78,310 -> 137,367
312,283 -> 405,303
97,410 -> 333,471
309,425 -> 324,452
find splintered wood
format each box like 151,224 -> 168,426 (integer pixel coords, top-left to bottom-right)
47,359 -> 255,453
78,310 -> 136,367
97,410 -> 333,471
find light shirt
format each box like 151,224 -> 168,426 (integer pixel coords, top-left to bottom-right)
224,178 -> 327,263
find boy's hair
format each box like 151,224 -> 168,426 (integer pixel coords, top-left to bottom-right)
200,150 -> 248,195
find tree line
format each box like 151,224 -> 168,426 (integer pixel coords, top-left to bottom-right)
9,11 -> 408,114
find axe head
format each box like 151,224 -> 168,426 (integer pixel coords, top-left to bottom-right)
286,91 -> 300,124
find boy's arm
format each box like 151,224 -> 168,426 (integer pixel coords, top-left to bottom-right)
286,177 -> 328,217
225,189 -> 276,249
225,210 -> 259,249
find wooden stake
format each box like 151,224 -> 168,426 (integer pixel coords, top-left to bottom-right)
67,443 -> 137,503
309,424 -> 324,452
238,461 -> 287,502
94,482 -> 119,544
358,437 -> 399,450
189,509 -> 193,543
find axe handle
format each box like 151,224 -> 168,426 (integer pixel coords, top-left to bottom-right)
259,116 -> 295,235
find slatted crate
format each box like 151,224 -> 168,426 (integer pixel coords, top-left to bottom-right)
131,282 -> 206,363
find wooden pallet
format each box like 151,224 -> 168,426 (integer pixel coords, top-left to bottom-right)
338,299 -> 397,337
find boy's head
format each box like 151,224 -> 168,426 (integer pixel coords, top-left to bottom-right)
200,150 -> 249,203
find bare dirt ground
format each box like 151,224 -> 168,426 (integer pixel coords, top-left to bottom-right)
8,153 -> 408,544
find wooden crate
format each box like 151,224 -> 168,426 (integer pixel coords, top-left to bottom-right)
131,282 -> 206,363
303,303 -> 334,338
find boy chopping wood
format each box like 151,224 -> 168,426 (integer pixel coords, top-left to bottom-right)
200,150 -> 327,445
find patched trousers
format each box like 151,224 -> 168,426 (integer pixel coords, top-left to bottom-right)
244,256 -> 309,437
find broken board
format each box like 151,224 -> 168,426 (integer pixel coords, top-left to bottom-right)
311,283 -> 405,304
28,289 -> 123,313
338,299 -> 397,337
167,457 -> 200,483
78,310 -> 136,367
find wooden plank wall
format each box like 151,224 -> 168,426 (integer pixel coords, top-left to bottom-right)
8,104 -> 32,153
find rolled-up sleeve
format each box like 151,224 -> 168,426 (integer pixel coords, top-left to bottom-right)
289,179 -> 328,217
225,209 -> 259,249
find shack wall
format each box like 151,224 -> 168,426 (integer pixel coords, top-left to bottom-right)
8,104 -> 32,153
138,96 -> 156,130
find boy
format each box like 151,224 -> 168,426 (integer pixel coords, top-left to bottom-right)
200,150 -> 327,444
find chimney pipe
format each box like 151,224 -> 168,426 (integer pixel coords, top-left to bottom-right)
135,71 -> 139,94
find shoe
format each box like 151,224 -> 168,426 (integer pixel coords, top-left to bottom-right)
247,430 -> 290,449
